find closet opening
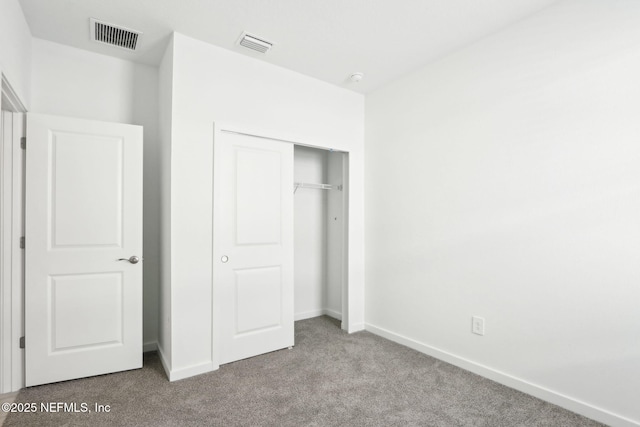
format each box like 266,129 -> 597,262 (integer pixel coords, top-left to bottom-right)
293,145 -> 348,331
212,127 -> 352,365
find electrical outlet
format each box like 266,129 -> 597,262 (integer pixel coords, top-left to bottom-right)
472,316 -> 485,336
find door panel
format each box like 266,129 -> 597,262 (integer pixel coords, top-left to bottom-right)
25,113 -> 143,386
236,149 -> 283,244
214,131 -> 293,364
235,266 -> 282,333
50,273 -> 123,351
49,131 -> 123,247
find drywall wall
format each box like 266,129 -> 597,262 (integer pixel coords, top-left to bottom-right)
31,39 -> 135,123
365,1 -> 640,426
133,60 -> 161,354
157,37 -> 174,371
294,146 -> 328,320
30,38 -> 161,351
0,0 -> 32,108
167,32 -> 364,376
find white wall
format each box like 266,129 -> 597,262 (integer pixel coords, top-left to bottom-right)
0,0 -> 32,108
365,1 -> 640,426
166,32 -> 364,377
31,39 -> 135,123
157,38 -> 173,370
294,146 -> 327,320
30,38 -> 161,350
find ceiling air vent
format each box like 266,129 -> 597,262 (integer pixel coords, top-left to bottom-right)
90,18 -> 142,51
238,32 -> 273,54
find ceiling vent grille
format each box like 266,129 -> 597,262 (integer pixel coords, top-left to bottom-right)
90,18 -> 142,51
238,32 -> 273,54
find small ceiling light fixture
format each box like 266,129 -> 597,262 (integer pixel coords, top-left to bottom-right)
349,72 -> 364,83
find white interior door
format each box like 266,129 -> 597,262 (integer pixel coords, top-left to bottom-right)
25,113 -> 143,386
214,130 -> 294,364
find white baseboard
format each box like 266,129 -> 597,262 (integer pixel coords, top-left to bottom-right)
157,344 -> 171,381
169,362 -> 218,382
143,341 -> 158,353
295,309 -> 324,321
159,352 -> 217,382
323,308 -> 342,321
365,323 -> 639,427
168,362 -> 217,382
295,308 -> 343,321
348,322 -> 365,333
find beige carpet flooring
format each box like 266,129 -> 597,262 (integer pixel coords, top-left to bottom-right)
3,316 -> 604,426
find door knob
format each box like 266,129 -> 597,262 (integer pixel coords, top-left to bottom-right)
118,256 -> 140,264
221,256 -> 229,263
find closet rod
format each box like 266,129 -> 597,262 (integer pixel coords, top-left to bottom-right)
294,182 -> 343,194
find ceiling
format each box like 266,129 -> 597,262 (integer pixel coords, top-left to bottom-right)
18,0 -> 560,94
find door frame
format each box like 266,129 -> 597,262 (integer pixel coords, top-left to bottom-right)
0,74 -> 27,394
212,122 -> 350,367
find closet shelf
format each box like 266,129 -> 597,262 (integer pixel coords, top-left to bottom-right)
294,182 -> 343,193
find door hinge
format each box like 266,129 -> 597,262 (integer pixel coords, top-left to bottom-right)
20,236 -> 25,249
20,137 -> 26,150
19,336 -> 25,349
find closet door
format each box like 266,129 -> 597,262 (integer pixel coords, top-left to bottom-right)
213,130 -> 294,364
